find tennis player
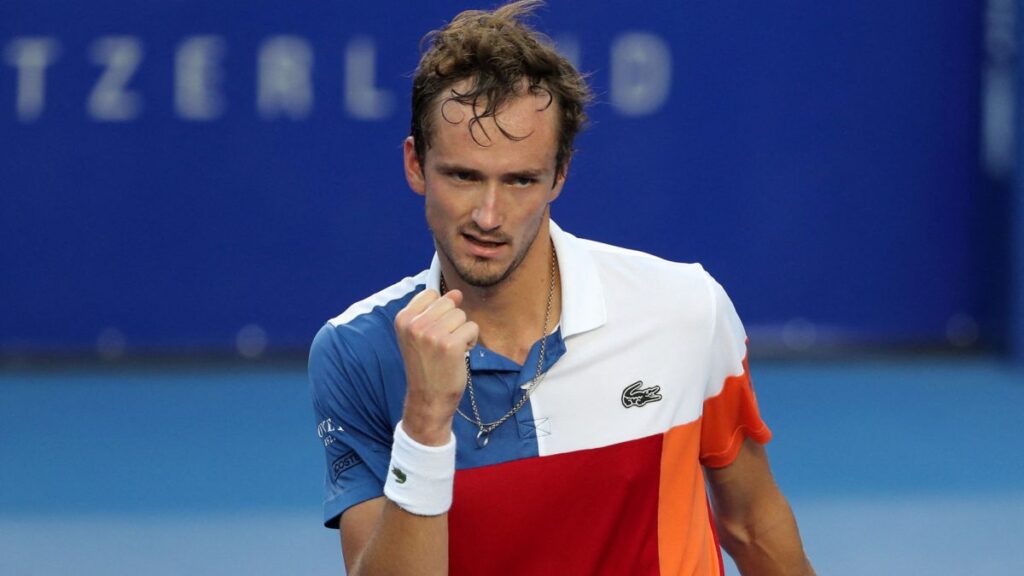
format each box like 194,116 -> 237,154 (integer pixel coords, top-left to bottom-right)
310,2 -> 815,574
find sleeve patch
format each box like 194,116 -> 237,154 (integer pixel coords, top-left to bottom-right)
317,417 -> 343,447
332,450 -> 365,481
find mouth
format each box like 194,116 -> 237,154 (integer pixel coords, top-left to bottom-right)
461,233 -> 507,257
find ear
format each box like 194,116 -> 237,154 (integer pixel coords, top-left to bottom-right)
548,158 -> 569,203
403,136 -> 426,196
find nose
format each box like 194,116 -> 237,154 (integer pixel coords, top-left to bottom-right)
471,183 -> 502,232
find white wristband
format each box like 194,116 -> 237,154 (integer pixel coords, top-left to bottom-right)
383,420 -> 456,516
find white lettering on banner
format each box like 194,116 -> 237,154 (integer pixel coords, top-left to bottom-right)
345,35 -> 394,120
981,0 -> 1015,178
87,36 -> 144,122
3,37 -> 61,122
610,32 -> 672,117
553,34 -> 581,71
175,36 -> 226,121
258,36 -> 314,120
3,31 -> 672,122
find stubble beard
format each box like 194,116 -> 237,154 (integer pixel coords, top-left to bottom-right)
433,219 -> 544,289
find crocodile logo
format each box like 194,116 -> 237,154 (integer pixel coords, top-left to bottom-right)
391,466 -> 407,484
621,380 -> 663,408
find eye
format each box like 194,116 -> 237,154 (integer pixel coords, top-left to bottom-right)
448,170 -> 476,183
510,176 -> 537,188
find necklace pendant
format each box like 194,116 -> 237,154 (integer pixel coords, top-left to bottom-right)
475,430 -> 490,448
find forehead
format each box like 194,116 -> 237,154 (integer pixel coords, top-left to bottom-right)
427,83 -> 560,169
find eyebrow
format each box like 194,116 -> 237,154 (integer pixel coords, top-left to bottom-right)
434,163 -> 548,179
506,169 -> 546,180
435,163 -> 481,176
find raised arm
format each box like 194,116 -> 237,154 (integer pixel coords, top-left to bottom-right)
340,288 -> 478,576
705,437 -> 815,576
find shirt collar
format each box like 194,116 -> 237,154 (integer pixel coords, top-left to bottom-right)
425,219 -> 607,340
548,220 -> 606,338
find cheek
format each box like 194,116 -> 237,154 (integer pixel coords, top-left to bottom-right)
423,189 -> 461,227
423,196 -> 443,230
520,192 -> 553,221
506,196 -> 549,239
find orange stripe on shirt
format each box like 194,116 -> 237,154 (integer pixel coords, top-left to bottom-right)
658,419 -> 721,576
699,354 -> 772,469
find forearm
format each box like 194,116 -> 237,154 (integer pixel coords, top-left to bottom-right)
343,288 -> 475,575
351,417 -> 455,575
716,496 -> 815,576
350,499 -> 448,576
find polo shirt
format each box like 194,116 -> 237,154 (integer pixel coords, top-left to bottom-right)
309,220 -> 772,576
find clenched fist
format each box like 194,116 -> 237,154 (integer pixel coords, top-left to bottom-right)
393,288 -> 479,446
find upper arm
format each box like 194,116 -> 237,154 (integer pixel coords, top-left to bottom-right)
706,439 -> 814,575
699,272 -> 772,468
705,437 -> 791,539
699,274 -> 812,572
309,324 -> 392,528
339,496 -> 386,574
705,437 -> 781,519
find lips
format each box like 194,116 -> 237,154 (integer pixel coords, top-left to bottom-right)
462,233 -> 507,257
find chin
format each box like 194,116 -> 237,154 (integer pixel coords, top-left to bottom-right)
453,260 -> 512,288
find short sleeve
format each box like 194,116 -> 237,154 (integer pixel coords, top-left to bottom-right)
698,273 -> 772,468
309,323 -> 393,528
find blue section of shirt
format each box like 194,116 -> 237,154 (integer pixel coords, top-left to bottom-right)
308,281 -> 568,525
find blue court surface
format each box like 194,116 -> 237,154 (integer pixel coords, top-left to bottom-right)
1,357 -> 1022,575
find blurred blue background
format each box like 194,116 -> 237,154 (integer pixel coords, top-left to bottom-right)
1,0 -> 1022,574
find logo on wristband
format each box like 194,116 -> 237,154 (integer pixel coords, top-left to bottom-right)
391,466 -> 408,484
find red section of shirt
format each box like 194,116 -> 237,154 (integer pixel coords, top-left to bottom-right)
449,434 -> 664,575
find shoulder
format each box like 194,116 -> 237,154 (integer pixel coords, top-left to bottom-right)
574,235 -> 719,306
326,269 -> 430,332
309,270 -> 427,392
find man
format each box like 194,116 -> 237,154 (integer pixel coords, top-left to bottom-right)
310,1 -> 815,574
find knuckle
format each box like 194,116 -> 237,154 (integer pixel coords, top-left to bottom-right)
416,288 -> 437,301
412,323 -> 431,341
402,321 -> 425,341
394,311 -> 409,329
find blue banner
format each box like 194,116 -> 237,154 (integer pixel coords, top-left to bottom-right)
0,1 -> 984,358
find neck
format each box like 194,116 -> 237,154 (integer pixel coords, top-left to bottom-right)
440,229 -> 561,364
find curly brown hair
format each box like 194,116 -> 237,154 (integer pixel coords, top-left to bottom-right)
410,0 -> 592,178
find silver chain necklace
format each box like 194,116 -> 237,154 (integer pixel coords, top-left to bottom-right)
440,246 -> 557,448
